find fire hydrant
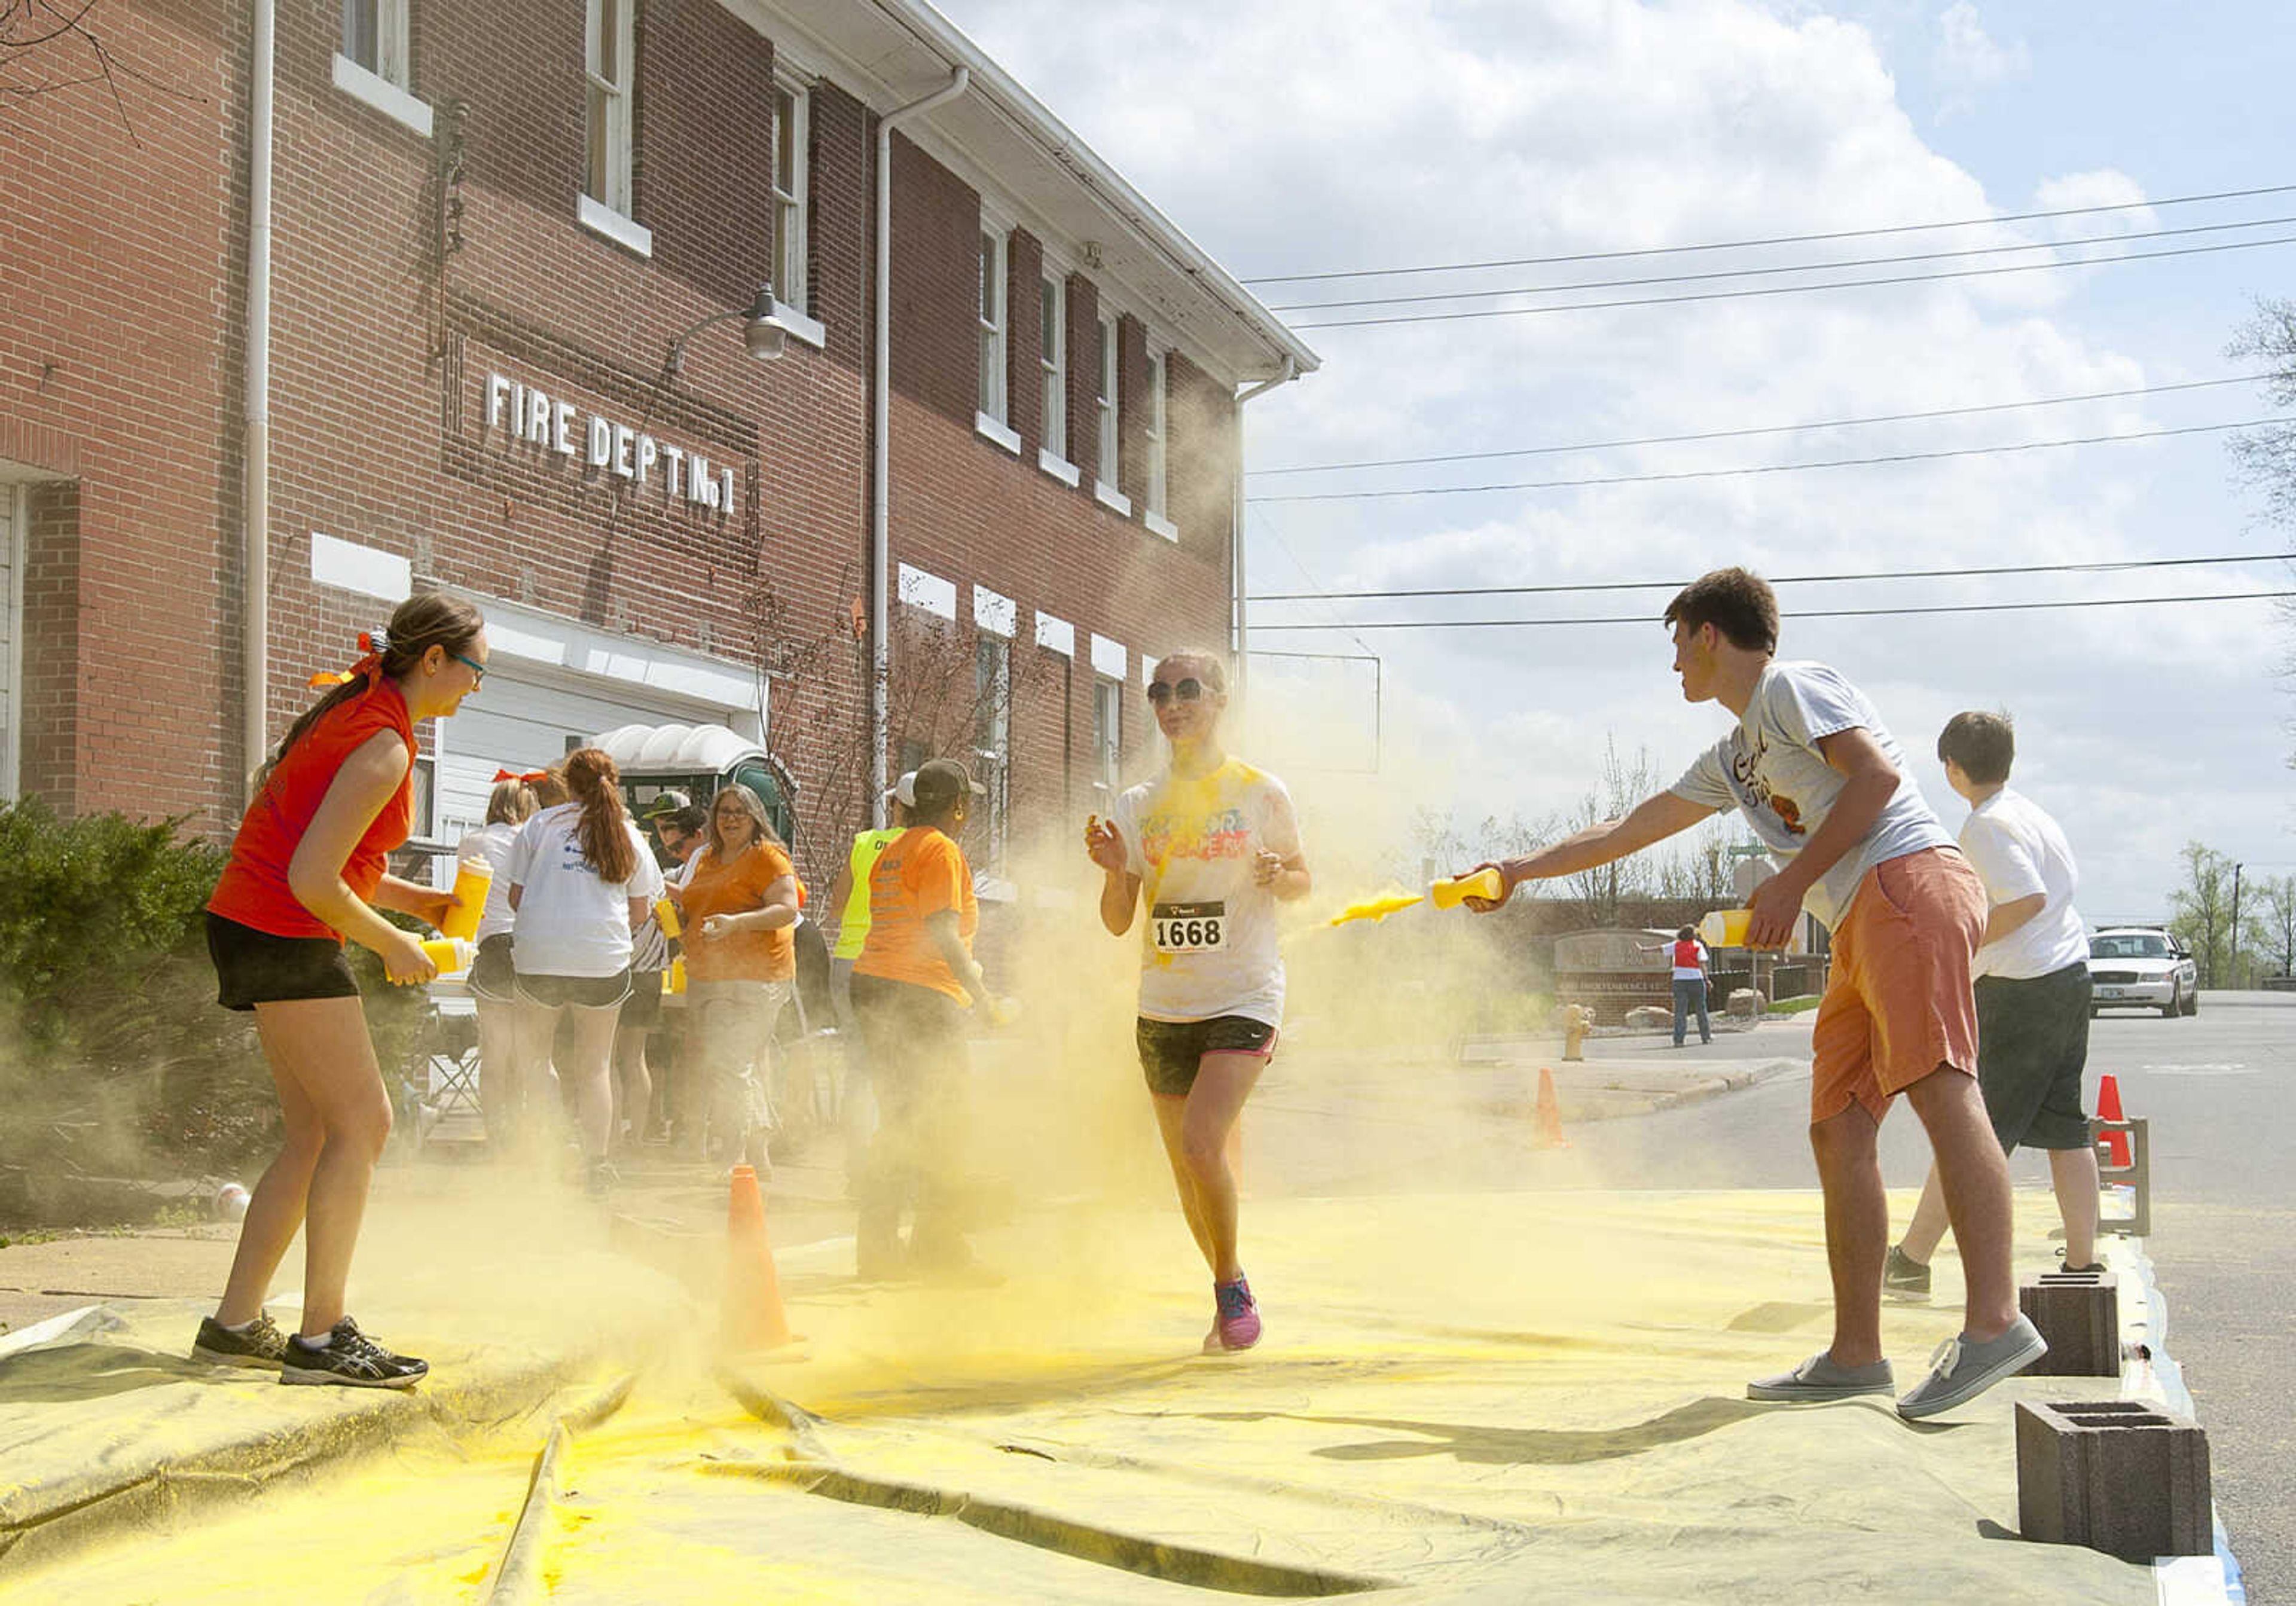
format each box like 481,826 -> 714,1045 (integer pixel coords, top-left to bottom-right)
1562,1004 -> 1593,1062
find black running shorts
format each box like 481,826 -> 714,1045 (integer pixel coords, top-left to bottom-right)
206,911 -> 360,1012
1974,963 -> 2093,1152
1135,1014 -> 1278,1099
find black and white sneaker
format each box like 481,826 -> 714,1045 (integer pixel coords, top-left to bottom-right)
191,1311 -> 290,1369
278,1317 -> 429,1389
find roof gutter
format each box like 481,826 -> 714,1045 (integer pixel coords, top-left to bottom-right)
1229,356 -> 1296,703
865,0 -> 1317,383
871,63 -> 970,828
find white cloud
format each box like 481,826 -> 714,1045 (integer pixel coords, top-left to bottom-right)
941,0 -> 2291,917
1933,2 -> 2029,96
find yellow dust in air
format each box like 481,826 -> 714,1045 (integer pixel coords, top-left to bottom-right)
1326,890 -> 1426,927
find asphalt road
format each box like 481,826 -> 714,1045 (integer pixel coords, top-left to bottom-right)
1529,993 -> 2291,1601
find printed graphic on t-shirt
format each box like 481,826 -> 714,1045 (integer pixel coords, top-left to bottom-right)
1727,729 -> 1808,837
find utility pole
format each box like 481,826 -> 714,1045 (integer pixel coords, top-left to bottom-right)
2230,862 -> 2244,991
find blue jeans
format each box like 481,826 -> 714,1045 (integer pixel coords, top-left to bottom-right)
1672,977 -> 1711,1046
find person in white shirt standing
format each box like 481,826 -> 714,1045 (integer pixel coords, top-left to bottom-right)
1085,650 -> 1311,1354
506,747 -> 663,1198
1887,712 -> 2100,1296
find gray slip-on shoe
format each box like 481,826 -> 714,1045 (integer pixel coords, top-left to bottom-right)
1747,1351 -> 1896,1402
1895,1315 -> 2048,1419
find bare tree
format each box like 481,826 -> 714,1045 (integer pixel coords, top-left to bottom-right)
2168,841 -> 2237,988
1,1 -> 203,143
2225,300 -> 2296,771
2255,873 -> 2296,979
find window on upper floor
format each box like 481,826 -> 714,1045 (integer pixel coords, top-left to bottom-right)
334,0 -> 429,134
1039,274 -> 1067,463
341,0 -> 410,88
585,0 -> 637,219
973,634 -> 1011,874
978,228 -> 1010,428
1095,310 -> 1120,490
1092,676 -> 1122,797
1144,347 -> 1170,525
770,78 -> 809,315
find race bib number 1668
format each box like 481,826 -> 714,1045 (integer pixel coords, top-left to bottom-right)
1150,900 -> 1226,954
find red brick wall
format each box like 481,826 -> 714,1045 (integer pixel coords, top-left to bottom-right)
3,0 -> 1248,887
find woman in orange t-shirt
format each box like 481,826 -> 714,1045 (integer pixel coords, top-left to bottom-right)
667,783 -> 800,1171
850,758 -> 1002,1279
197,593 -> 487,1389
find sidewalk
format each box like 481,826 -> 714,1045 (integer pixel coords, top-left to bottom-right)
2,1186 -> 2173,1602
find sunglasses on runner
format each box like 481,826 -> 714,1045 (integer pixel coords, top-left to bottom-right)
1145,678 -> 1205,707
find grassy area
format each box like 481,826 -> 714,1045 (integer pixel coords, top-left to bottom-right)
1767,994 -> 1823,1015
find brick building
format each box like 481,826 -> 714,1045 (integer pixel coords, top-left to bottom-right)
0,0 -> 1315,889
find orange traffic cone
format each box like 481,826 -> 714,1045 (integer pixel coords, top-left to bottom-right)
1533,1066 -> 1571,1151
724,1164 -> 794,1351
2096,1074 -> 2131,1169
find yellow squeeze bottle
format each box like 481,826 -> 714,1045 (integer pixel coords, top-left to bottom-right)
1430,868 -> 1505,909
666,957 -> 687,995
420,937 -> 475,975
441,859 -> 491,941
1698,910 -> 1753,947
654,897 -> 682,939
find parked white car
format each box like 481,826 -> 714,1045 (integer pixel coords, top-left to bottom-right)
2088,927 -> 2199,1018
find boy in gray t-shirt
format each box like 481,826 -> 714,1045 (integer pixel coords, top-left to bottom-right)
1452,567 -> 2044,1419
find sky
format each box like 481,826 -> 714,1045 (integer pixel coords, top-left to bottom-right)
938,0 -> 2296,920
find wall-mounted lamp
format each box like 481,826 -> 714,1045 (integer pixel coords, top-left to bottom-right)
664,284 -> 793,379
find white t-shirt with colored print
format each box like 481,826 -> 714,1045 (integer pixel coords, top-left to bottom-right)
1112,758 -> 1303,1028
1669,660 -> 1952,933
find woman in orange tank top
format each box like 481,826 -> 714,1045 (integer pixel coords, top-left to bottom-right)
194,593 -> 487,1389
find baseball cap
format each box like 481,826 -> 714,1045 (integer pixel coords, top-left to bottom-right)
642,789 -> 693,820
908,758 -> 985,810
884,770 -> 918,808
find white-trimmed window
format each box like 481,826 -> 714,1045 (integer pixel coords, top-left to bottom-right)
1092,676 -> 1121,798
341,0 -> 410,88
770,78 -> 809,315
334,0 -> 429,134
978,228 -> 1009,427
1144,346 -> 1172,534
584,0 -> 637,220
1039,274 -> 1067,464
973,634 -> 1011,874
1095,310 -> 1120,489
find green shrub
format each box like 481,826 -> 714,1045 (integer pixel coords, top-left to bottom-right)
0,800 -> 276,1191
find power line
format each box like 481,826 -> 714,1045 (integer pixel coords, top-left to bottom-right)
1247,552 -> 2296,606
1241,181 -> 2296,286
1287,232 -> 2296,331
1249,416 -> 2296,505
1266,213 -> 2296,315
1250,375 -> 2272,479
1250,591 -> 2296,634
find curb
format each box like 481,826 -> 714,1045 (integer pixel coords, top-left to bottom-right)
0,1308 -> 601,1580
1473,1058 -> 1802,1125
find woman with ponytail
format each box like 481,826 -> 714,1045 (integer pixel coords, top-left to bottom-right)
197,592 -> 487,1388
503,746 -> 662,1198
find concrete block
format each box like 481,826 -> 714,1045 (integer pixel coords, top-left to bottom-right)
1725,987 -> 1764,1019
2016,1400 -> 2212,1561
2019,1271 -> 2122,1376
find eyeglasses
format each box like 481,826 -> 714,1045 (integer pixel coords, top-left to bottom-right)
1145,678 -> 1205,707
449,651 -> 487,685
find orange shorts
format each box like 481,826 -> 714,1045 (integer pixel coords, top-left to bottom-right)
1810,847 -> 1987,1125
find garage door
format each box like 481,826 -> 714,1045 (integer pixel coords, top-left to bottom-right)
417,597 -> 764,872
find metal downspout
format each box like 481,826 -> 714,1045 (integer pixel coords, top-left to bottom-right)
871,65 -> 969,828
1229,355 -> 1295,705
242,0 -> 276,796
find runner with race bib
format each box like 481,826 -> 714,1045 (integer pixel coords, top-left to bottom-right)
1085,650 -> 1310,1353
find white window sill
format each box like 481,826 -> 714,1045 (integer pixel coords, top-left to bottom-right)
332,53 -> 432,138
975,413 -> 1022,456
1094,481 -> 1132,517
577,194 -> 654,258
1144,510 -> 1179,543
772,299 -> 826,351
1038,450 -> 1082,488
